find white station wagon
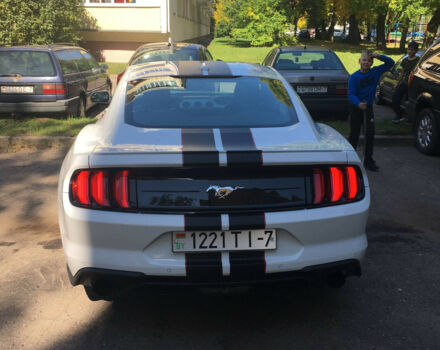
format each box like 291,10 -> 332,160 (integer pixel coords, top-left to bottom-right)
58,61 -> 370,301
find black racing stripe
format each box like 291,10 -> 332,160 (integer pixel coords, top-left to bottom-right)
185,214 -> 222,280
181,129 -> 219,167
229,213 -> 266,277
220,128 -> 262,166
229,213 -> 266,230
230,251 -> 266,279
184,214 -> 222,231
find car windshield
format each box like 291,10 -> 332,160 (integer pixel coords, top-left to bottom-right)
274,51 -> 344,70
131,48 -> 200,66
124,76 -> 298,128
0,51 -> 56,76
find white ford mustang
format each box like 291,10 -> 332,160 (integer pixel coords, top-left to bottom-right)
58,61 -> 369,301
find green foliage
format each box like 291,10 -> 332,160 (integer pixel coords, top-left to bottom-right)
214,0 -> 289,47
0,0 -> 88,45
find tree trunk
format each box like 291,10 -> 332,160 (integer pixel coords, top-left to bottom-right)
326,11 -> 337,41
347,14 -> 360,45
376,13 -> 386,49
366,23 -> 371,42
293,16 -> 299,37
399,21 -> 409,51
424,7 -> 440,47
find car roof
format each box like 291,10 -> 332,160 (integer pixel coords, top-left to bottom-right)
279,46 -> 332,52
127,61 -> 279,81
135,42 -> 205,52
0,44 -> 83,51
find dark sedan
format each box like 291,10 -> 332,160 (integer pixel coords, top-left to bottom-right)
116,42 -> 214,84
263,46 -> 349,119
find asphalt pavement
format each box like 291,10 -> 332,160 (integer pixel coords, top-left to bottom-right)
0,144 -> 439,349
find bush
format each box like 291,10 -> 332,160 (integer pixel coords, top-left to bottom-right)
0,0 -> 88,45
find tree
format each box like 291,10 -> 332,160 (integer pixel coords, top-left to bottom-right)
215,0 -> 290,46
0,0 -> 89,45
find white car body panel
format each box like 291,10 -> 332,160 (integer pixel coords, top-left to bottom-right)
58,61 -> 370,293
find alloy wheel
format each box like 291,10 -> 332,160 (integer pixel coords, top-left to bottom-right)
417,114 -> 433,148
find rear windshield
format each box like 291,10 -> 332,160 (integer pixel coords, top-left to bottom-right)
131,48 -> 200,66
274,51 -> 344,70
125,76 -> 298,128
0,51 -> 56,76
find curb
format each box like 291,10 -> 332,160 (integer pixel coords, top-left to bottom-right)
0,136 -> 75,152
0,134 -> 413,152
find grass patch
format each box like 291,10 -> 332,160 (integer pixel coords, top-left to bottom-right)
323,118 -> 412,136
101,62 -> 126,75
208,37 -> 403,73
0,117 -> 96,136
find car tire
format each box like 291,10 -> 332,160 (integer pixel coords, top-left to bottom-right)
375,86 -> 385,105
415,108 -> 440,155
75,95 -> 86,118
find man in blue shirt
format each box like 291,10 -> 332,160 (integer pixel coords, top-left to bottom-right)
348,50 -> 394,171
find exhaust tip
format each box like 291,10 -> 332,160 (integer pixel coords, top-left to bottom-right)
84,279 -> 114,301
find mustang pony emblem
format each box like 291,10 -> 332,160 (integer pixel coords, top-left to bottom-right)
206,185 -> 244,199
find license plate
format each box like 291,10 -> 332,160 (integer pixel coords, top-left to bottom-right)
297,85 -> 327,94
172,229 -> 276,252
1,86 -> 34,94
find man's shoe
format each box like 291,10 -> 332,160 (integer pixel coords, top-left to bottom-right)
364,159 -> 379,172
392,116 -> 405,124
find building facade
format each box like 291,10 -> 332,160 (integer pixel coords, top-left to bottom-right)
81,0 -> 212,62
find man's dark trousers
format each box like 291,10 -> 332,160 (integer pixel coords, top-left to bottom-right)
349,105 -> 375,160
392,83 -> 408,118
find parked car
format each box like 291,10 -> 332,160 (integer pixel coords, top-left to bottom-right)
58,61 -> 369,301
406,41 -> 440,155
298,29 -> 311,40
0,44 -> 111,117
333,29 -> 347,41
116,42 -> 214,84
263,46 -> 349,119
375,50 -> 425,105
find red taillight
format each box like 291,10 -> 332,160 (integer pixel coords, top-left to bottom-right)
70,169 -> 131,209
345,166 -> 359,200
408,72 -> 414,87
43,83 -> 66,95
114,170 -> 130,208
312,166 -> 363,206
90,171 -> 110,207
335,84 -> 348,95
313,168 -> 325,204
329,167 -> 344,202
71,170 -> 91,205
116,70 -> 125,85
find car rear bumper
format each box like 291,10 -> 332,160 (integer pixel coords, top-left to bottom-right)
59,190 -> 369,283
68,258 -> 362,287
0,96 -> 78,113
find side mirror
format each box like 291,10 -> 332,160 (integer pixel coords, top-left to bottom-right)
100,64 -> 109,71
91,91 -> 111,104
